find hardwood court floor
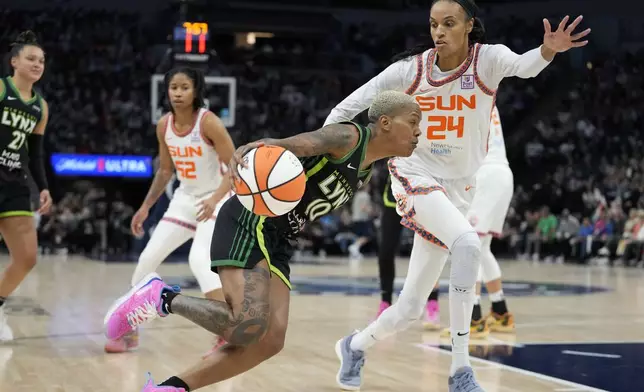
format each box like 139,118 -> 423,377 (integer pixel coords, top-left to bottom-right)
0,254 -> 642,392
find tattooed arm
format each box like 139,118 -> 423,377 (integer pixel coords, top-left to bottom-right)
259,123 -> 359,159
229,123 -> 360,181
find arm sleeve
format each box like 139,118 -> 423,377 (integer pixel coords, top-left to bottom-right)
324,60 -> 412,126
482,44 -> 552,89
27,133 -> 48,191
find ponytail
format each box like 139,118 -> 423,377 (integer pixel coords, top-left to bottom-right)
391,39 -> 434,63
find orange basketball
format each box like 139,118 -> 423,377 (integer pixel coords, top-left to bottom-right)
233,145 -> 306,217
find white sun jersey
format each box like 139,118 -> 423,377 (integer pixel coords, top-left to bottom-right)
164,108 -> 226,196
324,43 -> 550,179
484,105 -> 508,166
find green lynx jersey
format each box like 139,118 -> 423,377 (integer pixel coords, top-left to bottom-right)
273,121 -> 374,235
0,77 -> 43,182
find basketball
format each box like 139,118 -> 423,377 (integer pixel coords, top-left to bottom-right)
233,145 -> 306,217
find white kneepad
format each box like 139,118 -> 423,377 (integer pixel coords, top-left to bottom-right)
449,232 -> 482,289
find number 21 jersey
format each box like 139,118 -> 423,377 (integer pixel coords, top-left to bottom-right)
0,77 -> 44,183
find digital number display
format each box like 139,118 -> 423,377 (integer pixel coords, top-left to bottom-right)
173,22 -> 209,54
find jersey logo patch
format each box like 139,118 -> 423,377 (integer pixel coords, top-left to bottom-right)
7,96 -> 16,101
347,163 -> 357,170
461,75 -> 475,90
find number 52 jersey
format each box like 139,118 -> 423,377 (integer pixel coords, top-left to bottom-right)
0,77 -> 44,183
164,108 -> 226,197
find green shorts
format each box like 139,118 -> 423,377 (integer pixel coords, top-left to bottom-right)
210,197 -> 292,289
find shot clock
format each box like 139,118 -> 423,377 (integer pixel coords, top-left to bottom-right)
173,21 -> 210,63
155,19 -> 237,128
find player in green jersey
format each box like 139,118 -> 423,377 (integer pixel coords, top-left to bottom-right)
104,90 -> 421,391
0,31 -> 52,342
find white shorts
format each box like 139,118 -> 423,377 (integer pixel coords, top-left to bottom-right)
162,187 -> 233,231
466,163 -> 513,236
388,158 -> 476,248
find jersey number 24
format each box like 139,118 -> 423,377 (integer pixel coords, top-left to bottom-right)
426,115 -> 464,140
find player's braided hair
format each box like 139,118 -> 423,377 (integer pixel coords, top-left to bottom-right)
391,0 -> 485,63
6,30 -> 44,75
164,67 -> 206,112
9,30 -> 42,58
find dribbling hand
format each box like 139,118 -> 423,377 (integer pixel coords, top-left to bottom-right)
38,189 -> 52,215
131,207 -> 149,238
229,141 -> 265,184
543,15 -> 591,53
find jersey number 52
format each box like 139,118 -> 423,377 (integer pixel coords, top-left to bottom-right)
426,116 -> 464,140
175,160 -> 197,179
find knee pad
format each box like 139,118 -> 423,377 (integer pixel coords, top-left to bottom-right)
188,249 -> 222,293
449,231 -> 481,289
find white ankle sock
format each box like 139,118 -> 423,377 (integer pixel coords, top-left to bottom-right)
489,289 -> 504,303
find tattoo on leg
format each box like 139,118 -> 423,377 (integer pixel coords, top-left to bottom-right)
171,265 -> 271,346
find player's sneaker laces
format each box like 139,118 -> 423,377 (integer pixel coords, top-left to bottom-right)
104,273 -> 180,341
422,300 -> 441,330
104,328 -> 140,353
335,333 -> 365,391
448,367 -> 485,392
0,307 -> 13,342
141,373 -> 185,392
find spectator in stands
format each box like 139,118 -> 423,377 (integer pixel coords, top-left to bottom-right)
555,208 -> 579,262
622,210 -> 644,266
536,206 -> 558,262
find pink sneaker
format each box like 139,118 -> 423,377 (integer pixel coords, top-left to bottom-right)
141,373 -> 185,391
201,336 -> 228,359
422,300 -> 440,331
104,328 -> 139,353
104,273 -> 180,341
376,301 -> 390,318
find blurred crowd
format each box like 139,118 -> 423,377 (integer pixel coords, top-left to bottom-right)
1,8 -> 641,265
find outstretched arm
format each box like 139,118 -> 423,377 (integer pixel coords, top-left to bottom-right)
324,61 -> 408,126
487,15 -> 590,86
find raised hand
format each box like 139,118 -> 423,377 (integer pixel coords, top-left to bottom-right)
543,15 -> 591,53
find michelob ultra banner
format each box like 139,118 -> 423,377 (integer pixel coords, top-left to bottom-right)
50,153 -> 153,178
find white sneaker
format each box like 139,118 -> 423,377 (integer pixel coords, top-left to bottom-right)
0,308 -> 14,342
